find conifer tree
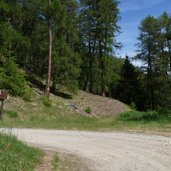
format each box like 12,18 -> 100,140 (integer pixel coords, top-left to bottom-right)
79,0 -> 120,95
114,56 -> 143,109
136,14 -> 171,111
136,16 -> 159,110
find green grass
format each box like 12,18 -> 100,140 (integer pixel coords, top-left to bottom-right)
52,153 -> 59,171
1,111 -> 171,132
6,110 -> 18,118
0,134 -> 43,171
0,114 -> 112,130
42,96 -> 52,107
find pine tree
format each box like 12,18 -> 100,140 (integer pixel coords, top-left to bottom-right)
114,56 -> 143,109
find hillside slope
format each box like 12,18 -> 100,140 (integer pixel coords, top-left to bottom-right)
5,89 -> 130,118
68,91 -> 130,116
0,88 -> 131,130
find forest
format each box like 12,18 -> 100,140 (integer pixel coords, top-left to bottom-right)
0,0 -> 171,113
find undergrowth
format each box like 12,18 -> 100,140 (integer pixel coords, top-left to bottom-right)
119,111 -> 159,121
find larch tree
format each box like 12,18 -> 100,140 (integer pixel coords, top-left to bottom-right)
79,0 -> 120,96
136,16 -> 159,110
136,14 -> 171,111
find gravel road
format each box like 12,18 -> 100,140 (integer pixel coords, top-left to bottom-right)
1,128 -> 171,171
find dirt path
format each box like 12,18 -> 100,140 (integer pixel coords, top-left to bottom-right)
1,128 -> 171,171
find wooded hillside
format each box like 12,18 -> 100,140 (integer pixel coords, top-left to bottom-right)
0,0 -> 171,112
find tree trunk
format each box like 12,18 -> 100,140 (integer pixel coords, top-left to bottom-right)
168,46 -> 171,73
0,100 -> 4,120
45,0 -> 52,97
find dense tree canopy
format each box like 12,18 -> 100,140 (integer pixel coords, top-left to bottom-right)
0,1 -> 170,112
79,0 -> 120,95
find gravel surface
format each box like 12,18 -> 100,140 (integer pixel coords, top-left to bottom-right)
1,128 -> 171,171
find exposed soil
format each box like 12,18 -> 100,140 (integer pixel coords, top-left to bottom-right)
36,151 -> 54,171
67,91 -> 130,116
57,152 -> 91,171
35,151 -> 89,171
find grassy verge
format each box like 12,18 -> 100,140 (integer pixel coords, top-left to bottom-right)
0,134 -> 43,171
0,111 -> 171,133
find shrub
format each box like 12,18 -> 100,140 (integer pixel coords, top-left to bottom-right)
84,107 -> 91,114
120,111 -> 159,121
22,87 -> 33,102
157,107 -> 171,116
141,111 -> 159,121
42,96 -> 52,107
6,110 -> 18,118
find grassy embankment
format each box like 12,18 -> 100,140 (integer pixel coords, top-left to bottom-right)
0,89 -> 170,133
0,133 -> 42,171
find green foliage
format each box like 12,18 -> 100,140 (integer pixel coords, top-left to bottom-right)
0,0 -> 170,114
114,57 -> 144,110
22,87 -> 34,102
84,107 -> 91,114
0,58 -> 31,99
135,12 -> 171,111
42,96 -> 52,107
0,0 -> 81,94
31,0 -> 81,92
120,111 -> 159,121
6,110 -> 18,118
79,0 -> 120,95
53,46 -> 81,93
0,134 -> 42,171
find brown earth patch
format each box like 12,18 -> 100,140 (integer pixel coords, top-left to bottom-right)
68,91 -> 130,116
57,152 -> 91,171
35,151 -> 53,171
35,151 -> 90,171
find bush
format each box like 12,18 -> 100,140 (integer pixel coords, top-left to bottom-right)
157,108 -> 171,116
6,110 -> 18,118
22,87 -> 33,102
84,107 -> 91,114
42,96 -> 52,107
120,111 -> 159,121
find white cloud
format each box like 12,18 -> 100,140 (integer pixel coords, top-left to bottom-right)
119,0 -> 166,12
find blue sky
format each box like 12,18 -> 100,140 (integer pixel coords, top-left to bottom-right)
117,0 -> 171,59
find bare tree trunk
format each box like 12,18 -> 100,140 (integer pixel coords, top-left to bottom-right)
45,0 -> 52,97
0,100 -> 4,120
